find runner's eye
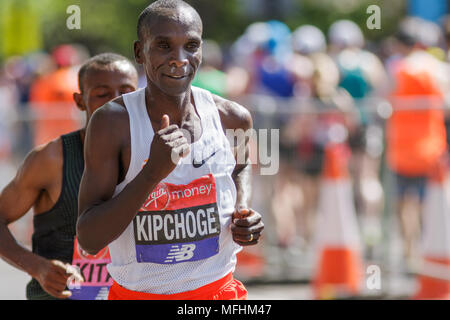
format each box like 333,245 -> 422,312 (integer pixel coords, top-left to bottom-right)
157,42 -> 170,49
186,42 -> 199,50
120,87 -> 135,94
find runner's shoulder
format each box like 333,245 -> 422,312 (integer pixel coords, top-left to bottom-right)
88,97 -> 129,133
85,96 -> 130,155
16,137 -> 63,186
211,93 -> 252,131
27,137 -> 62,169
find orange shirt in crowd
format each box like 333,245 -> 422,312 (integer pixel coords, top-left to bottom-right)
386,51 -> 447,176
29,67 -> 80,147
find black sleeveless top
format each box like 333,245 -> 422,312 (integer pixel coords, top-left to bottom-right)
26,130 -> 84,300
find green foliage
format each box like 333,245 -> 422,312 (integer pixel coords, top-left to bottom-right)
0,0 -> 407,62
284,0 -> 406,41
37,0 -> 142,59
32,0 -> 250,60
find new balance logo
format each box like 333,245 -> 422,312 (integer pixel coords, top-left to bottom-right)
95,287 -> 110,300
164,244 -> 196,263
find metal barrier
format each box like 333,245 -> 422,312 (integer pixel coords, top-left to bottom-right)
1,94 -> 449,298
234,93 -> 450,299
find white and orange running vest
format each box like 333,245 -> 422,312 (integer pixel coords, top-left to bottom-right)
107,86 -> 241,294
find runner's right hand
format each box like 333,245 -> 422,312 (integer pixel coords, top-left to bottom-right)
34,259 -> 83,299
145,115 -> 190,181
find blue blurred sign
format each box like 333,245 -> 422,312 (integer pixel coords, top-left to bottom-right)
409,0 -> 447,23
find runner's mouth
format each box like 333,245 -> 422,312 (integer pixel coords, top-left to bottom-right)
164,74 -> 188,80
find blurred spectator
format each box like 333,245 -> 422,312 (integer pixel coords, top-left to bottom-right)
329,19 -> 388,124
442,15 -> 450,61
3,52 -> 57,158
278,24 -> 355,248
438,15 -> 450,150
192,39 -> 228,97
29,44 -> 90,147
230,21 -> 295,98
257,21 -> 295,98
327,20 -> 387,255
0,65 -> 19,160
386,17 -> 449,267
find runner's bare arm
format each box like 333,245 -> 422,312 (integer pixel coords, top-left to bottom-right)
77,103 -> 152,254
0,142 -> 78,298
0,146 -> 54,272
213,94 -> 264,246
214,96 -> 253,208
77,102 -> 190,254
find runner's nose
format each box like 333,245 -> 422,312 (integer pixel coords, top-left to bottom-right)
169,48 -> 189,68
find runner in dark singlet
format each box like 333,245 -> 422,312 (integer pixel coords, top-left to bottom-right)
0,53 -> 138,299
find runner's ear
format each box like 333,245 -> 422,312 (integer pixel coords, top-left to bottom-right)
134,40 -> 144,64
73,92 -> 86,111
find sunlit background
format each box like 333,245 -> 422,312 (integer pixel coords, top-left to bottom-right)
1,0 -> 450,300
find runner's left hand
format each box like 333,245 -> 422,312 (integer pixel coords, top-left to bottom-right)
231,208 -> 264,246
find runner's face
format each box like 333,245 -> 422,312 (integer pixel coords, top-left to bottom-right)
138,13 -> 202,96
82,62 -> 138,120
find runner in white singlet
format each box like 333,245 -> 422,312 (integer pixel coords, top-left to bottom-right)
77,0 -> 264,300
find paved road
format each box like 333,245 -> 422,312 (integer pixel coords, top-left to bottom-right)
0,258 -> 31,300
0,257 -> 314,300
0,257 -> 418,300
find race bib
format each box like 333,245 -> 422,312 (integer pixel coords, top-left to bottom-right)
69,237 -> 113,300
133,174 -> 221,264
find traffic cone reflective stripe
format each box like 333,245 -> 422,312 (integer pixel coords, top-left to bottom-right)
414,161 -> 450,299
414,257 -> 450,300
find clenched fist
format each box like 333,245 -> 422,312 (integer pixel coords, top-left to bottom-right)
145,114 -> 191,182
231,208 -> 264,246
34,258 -> 84,299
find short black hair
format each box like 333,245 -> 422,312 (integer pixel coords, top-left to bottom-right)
78,53 -> 136,92
137,0 -> 202,41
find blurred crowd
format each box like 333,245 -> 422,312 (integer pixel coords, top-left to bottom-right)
204,15 -> 450,279
1,15 -> 450,281
0,44 -> 90,158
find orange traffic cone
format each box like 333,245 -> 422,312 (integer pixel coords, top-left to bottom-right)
413,161 -> 450,300
312,142 -> 363,299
